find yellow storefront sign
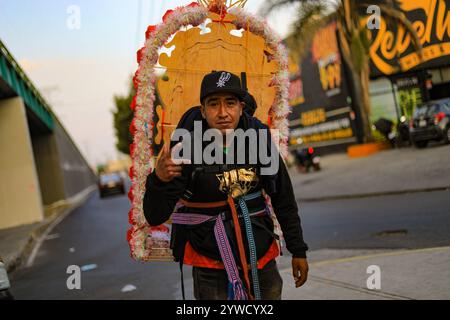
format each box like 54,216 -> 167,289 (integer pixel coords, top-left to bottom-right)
369,0 -> 450,75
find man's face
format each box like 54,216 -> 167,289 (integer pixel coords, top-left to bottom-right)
201,93 -> 243,134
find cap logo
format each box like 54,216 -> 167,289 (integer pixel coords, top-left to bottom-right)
216,72 -> 231,88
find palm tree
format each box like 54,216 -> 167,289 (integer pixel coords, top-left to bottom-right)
262,0 -> 423,143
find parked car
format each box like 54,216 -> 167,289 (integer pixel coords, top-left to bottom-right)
410,98 -> 450,148
0,256 -> 13,300
98,172 -> 126,198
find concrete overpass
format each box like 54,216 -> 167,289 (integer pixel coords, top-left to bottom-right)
0,39 -> 97,230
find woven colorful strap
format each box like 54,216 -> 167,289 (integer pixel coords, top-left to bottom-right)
172,212 -> 247,300
213,216 -> 248,300
172,191 -> 266,300
172,212 -> 214,225
239,193 -> 262,300
227,195 -> 253,299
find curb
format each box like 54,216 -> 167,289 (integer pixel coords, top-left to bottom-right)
297,186 -> 450,202
280,246 -> 450,300
6,185 -> 97,273
347,142 -> 391,158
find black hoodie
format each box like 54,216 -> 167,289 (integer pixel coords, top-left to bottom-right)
143,113 -> 308,262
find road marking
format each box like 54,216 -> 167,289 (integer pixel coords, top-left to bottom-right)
80,264 -> 98,272
26,210 -> 72,268
26,186 -> 97,268
121,284 -> 137,293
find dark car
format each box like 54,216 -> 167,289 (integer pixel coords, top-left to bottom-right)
410,98 -> 450,148
98,172 -> 126,198
0,256 -> 13,300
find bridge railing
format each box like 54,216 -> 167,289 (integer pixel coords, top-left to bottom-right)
0,38 -> 54,130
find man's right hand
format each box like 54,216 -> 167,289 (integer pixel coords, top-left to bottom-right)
155,143 -> 189,183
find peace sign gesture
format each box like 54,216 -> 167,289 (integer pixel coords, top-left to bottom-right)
155,143 -> 190,183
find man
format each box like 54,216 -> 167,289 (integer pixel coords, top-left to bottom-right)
143,70 -> 308,300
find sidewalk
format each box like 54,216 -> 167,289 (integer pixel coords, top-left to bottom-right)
177,247 -> 450,300
289,144 -> 450,201
0,223 -> 40,272
279,246 -> 450,300
0,185 -> 96,272
280,145 -> 450,299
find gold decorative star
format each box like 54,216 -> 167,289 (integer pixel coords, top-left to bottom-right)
197,0 -> 248,9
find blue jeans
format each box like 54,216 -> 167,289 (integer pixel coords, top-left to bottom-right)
192,259 -> 283,300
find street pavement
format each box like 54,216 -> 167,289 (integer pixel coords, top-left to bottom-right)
299,190 -> 450,250
8,189 -> 450,299
9,192 -> 184,300
4,144 -> 450,299
290,143 -> 450,201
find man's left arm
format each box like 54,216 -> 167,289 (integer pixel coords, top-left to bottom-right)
264,155 -> 309,287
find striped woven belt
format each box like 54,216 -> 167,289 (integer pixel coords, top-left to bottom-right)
172,191 -> 265,300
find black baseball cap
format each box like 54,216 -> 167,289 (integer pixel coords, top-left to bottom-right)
200,70 -> 247,104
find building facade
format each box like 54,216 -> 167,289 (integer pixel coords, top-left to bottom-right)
289,0 -> 450,153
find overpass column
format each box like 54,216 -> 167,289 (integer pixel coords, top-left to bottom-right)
0,97 -> 43,229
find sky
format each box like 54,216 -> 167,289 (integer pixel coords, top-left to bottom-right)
0,0 -> 298,166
